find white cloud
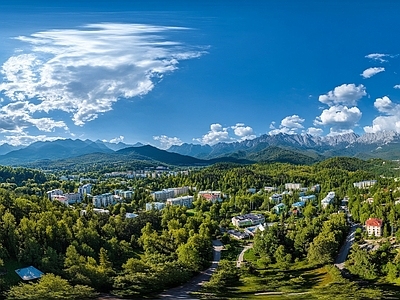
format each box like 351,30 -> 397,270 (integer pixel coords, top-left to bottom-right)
364,96 -> 400,133
394,85 -> 400,89
314,105 -> 362,133
281,115 -> 304,129
109,136 -> 125,144
318,84 -> 367,107
0,23 -> 206,137
269,114 -> 305,135
365,53 -> 390,63
231,123 -> 256,141
305,127 -> 323,136
361,67 -> 385,79
0,134 -> 64,146
194,123 -> 233,145
153,135 -> 183,149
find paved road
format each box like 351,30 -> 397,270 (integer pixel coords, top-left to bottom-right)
334,223 -> 360,269
158,240 -> 224,299
237,244 -> 253,267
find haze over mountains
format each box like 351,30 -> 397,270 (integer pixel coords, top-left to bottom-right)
0,131 -> 399,168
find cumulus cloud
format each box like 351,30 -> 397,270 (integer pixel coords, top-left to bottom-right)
394,85 -> 400,89
109,136 -> 125,144
365,53 -> 390,63
153,135 -> 183,149
306,127 -> 323,136
194,123 -> 233,145
314,105 -> 362,134
231,123 -> 256,141
364,96 -> 400,133
269,115 -> 305,135
318,84 -> 367,107
361,67 -> 385,79
0,23 -> 206,138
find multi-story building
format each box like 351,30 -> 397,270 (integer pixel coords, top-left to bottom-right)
365,218 -> 383,237
64,193 -> 82,204
353,180 -> 377,189
78,183 -> 92,196
231,213 -> 265,227
166,196 -> 194,208
151,187 -> 190,201
47,189 -> 64,200
321,191 -> 335,208
285,183 -> 302,190
145,202 -> 166,211
92,193 -> 115,208
121,191 -> 133,199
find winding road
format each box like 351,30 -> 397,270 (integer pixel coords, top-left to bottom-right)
158,240 -> 224,299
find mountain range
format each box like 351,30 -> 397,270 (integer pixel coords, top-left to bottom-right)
0,131 -> 399,170
167,131 -> 400,160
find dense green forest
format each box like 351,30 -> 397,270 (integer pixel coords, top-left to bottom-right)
0,157 -> 399,299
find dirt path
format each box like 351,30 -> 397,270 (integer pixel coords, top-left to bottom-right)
158,240 -> 224,299
237,243 -> 253,267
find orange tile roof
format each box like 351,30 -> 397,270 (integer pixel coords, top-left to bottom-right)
365,218 -> 383,227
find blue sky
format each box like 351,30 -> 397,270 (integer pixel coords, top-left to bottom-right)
1,1 -> 400,148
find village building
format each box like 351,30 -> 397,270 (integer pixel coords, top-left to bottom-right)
365,218 -> 383,237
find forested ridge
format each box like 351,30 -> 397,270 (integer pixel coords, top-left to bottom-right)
0,157 -> 398,298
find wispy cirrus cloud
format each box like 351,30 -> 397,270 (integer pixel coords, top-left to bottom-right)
361,67 -> 385,79
0,23 -> 206,145
365,53 -> 392,63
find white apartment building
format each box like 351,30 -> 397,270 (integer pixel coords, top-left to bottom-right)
78,183 -> 92,195
285,183 -> 302,190
353,180 -> 377,189
93,193 -> 115,208
146,202 -> 166,211
321,191 -> 335,208
166,196 -> 194,208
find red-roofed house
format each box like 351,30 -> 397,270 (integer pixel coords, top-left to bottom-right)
365,218 -> 383,237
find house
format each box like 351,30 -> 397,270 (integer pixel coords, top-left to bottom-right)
198,191 -> 223,203
272,203 -> 286,214
227,229 -> 249,240
292,201 -> 306,209
231,214 -> 265,227
269,193 -> 283,203
245,224 -> 265,237
365,218 -> 383,237
125,213 -> 138,219
299,195 -> 316,202
310,184 -> 321,192
264,186 -> 277,192
247,188 -> 257,194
